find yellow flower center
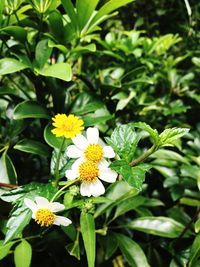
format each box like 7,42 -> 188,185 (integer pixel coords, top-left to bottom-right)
51,114 -> 84,139
35,208 -> 55,227
79,161 -> 99,183
84,144 -> 104,162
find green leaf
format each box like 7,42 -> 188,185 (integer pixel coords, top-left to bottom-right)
14,240 -> 32,267
74,101 -> 103,116
94,181 -> 138,218
125,216 -> 187,238
132,122 -> 159,144
0,153 -> 17,185
0,26 -> 27,42
35,39 -> 53,69
102,233 -> 118,260
110,160 -> 150,190
76,0 -> 99,31
0,58 -> 29,75
61,0 -> 78,31
48,10 -> 64,41
88,0 -> 135,29
13,100 -> 51,119
116,234 -> 149,267
106,124 -> 139,163
14,139 -> 51,157
0,240 -> 15,260
4,207 -> 32,244
44,123 -> 69,149
179,197 -> 200,207
83,114 -> 113,127
114,195 -> 146,219
36,62 -> 72,81
189,234 -> 200,267
195,218 -> 200,234
158,127 -> 189,147
80,212 -> 96,267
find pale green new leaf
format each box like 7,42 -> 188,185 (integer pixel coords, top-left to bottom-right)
14,240 -> 32,267
0,240 -> 15,260
132,122 -> 159,144
159,127 -> 189,147
36,62 -> 72,81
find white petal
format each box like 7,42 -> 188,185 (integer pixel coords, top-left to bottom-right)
90,179 -> 105,197
24,198 -> 37,213
49,202 -> 65,212
65,169 -> 78,180
71,158 -> 84,170
80,182 -> 92,197
35,196 -> 50,208
99,158 -> 109,168
66,145 -> 83,158
54,215 -> 72,226
99,168 -> 118,183
72,134 -> 88,150
103,146 -> 115,158
86,127 -> 99,144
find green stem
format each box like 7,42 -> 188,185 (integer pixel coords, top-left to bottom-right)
130,144 -> 157,166
54,137 -> 66,186
51,179 -> 79,202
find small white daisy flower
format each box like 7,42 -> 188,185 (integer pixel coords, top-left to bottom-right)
66,127 -> 115,163
24,196 -> 72,227
65,158 -> 118,197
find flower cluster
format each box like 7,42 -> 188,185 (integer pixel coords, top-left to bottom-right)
65,127 -> 118,197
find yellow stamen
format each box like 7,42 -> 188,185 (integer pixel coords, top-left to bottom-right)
35,208 -> 55,227
79,161 -> 99,183
84,144 -> 104,162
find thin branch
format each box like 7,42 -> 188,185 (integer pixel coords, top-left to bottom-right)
0,182 -> 18,189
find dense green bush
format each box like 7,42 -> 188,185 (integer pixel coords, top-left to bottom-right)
0,1 -> 199,267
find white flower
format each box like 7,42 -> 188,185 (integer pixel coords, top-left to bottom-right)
65,158 -> 118,197
66,127 -> 115,163
24,196 -> 72,227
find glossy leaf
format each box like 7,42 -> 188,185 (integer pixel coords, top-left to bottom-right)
0,58 -> 29,75
44,123 -> 69,149
0,153 -> 17,185
4,207 -> 32,244
125,216 -> 187,238
0,26 -> 27,42
36,62 -> 72,81
13,100 -> 51,119
35,39 -> 53,69
14,139 -> 51,157
80,212 -> 96,267
14,240 -> 32,267
189,233 -> 200,267
116,234 -> 149,267
94,181 -> 138,218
